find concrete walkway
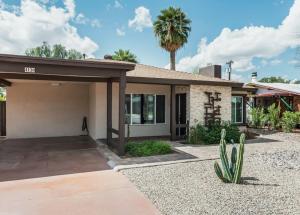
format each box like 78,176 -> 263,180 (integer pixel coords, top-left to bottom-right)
0,170 -> 161,215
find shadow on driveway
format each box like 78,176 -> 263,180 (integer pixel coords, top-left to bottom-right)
0,136 -> 110,182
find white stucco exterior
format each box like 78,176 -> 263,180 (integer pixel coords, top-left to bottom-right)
6,81 -> 233,140
6,81 -> 89,138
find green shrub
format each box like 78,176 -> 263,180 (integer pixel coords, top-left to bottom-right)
188,124 -> 206,144
250,107 -> 266,128
267,104 -> 281,130
188,122 -> 241,145
281,111 -> 299,132
125,140 -> 172,157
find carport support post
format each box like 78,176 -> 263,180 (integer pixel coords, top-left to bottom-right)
118,73 -> 126,155
107,79 -> 112,146
170,85 -> 176,141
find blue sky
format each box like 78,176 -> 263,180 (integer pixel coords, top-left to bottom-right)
0,0 -> 300,82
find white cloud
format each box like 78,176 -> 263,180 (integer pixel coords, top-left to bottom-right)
176,0 -> 300,72
75,13 -> 87,24
75,12 -> 101,28
116,27 -> 125,36
90,19 -> 101,28
128,6 -> 152,32
0,0 -> 98,56
114,0 -> 123,9
261,58 -> 282,66
288,59 -> 300,64
270,59 -> 282,65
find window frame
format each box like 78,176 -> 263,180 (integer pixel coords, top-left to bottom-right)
125,93 -> 166,125
231,96 -> 244,124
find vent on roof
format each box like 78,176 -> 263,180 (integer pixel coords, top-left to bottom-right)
104,55 -> 113,60
198,65 -> 221,78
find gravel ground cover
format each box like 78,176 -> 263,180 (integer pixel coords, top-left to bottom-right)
122,132 -> 300,215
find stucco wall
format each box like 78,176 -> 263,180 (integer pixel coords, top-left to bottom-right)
89,83 -> 171,139
123,83 -> 171,137
88,83 -> 107,140
189,85 -> 232,126
7,82 -> 89,138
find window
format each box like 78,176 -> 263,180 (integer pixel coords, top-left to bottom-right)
232,96 -> 243,123
132,94 -> 142,124
126,94 -> 165,124
156,95 -> 165,123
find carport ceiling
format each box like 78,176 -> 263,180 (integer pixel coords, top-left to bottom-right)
0,54 -> 135,84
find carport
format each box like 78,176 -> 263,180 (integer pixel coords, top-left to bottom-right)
0,54 -> 135,156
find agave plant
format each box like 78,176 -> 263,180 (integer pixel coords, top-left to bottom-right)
214,129 -> 245,184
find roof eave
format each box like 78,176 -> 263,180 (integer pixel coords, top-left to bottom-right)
0,54 -> 135,71
127,76 -> 243,87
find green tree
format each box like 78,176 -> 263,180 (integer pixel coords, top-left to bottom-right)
25,41 -> 51,57
25,42 -> 83,60
67,49 -> 84,60
259,76 -> 290,83
153,7 -> 191,70
112,49 -> 138,63
51,44 -> 68,59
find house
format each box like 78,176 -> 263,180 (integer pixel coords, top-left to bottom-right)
0,54 -> 246,155
246,72 -> 300,112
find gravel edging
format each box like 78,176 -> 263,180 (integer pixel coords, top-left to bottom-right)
121,133 -> 300,215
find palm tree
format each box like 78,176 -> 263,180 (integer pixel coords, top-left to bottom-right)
112,49 -> 138,63
153,7 -> 191,70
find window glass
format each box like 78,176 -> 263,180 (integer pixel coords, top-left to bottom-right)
232,96 -> 243,123
143,95 -> 155,124
125,94 -> 131,124
132,94 -> 142,124
156,95 -> 165,123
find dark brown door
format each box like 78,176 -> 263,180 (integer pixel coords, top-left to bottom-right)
176,93 -> 187,137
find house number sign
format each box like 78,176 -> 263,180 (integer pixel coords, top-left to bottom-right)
24,67 -> 36,73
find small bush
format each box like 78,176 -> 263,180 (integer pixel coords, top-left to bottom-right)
188,122 -> 241,145
125,140 -> 172,157
281,111 -> 300,132
250,107 -> 266,128
188,124 -> 206,144
267,104 -> 281,130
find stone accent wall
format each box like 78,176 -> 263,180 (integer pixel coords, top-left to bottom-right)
189,85 -> 232,127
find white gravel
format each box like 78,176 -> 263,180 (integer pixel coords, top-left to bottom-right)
122,132 -> 300,215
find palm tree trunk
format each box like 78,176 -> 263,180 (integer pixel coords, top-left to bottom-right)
170,51 -> 176,70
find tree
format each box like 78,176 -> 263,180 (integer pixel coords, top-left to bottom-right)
259,76 -> 290,83
25,42 -> 84,60
111,49 -> 138,63
153,7 -> 191,70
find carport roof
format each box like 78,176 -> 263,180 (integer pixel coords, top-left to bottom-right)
0,54 -> 135,84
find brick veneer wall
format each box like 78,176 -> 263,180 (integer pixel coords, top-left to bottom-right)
189,85 -> 232,126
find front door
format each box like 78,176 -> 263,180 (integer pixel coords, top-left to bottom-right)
176,93 -> 187,137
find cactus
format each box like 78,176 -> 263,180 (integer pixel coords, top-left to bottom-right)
214,129 -> 245,184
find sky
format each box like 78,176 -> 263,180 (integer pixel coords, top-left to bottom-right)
0,0 -> 300,82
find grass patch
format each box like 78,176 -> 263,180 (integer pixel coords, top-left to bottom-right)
125,140 -> 172,157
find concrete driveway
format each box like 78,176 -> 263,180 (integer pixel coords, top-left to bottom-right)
0,136 -> 110,182
0,136 -> 160,215
0,170 -> 160,215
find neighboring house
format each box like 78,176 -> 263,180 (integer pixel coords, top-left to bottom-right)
0,54 -> 246,155
246,72 -> 300,112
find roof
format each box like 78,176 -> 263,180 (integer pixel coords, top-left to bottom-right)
126,64 -> 243,87
0,54 -> 135,70
247,81 -> 300,96
0,54 -> 135,84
